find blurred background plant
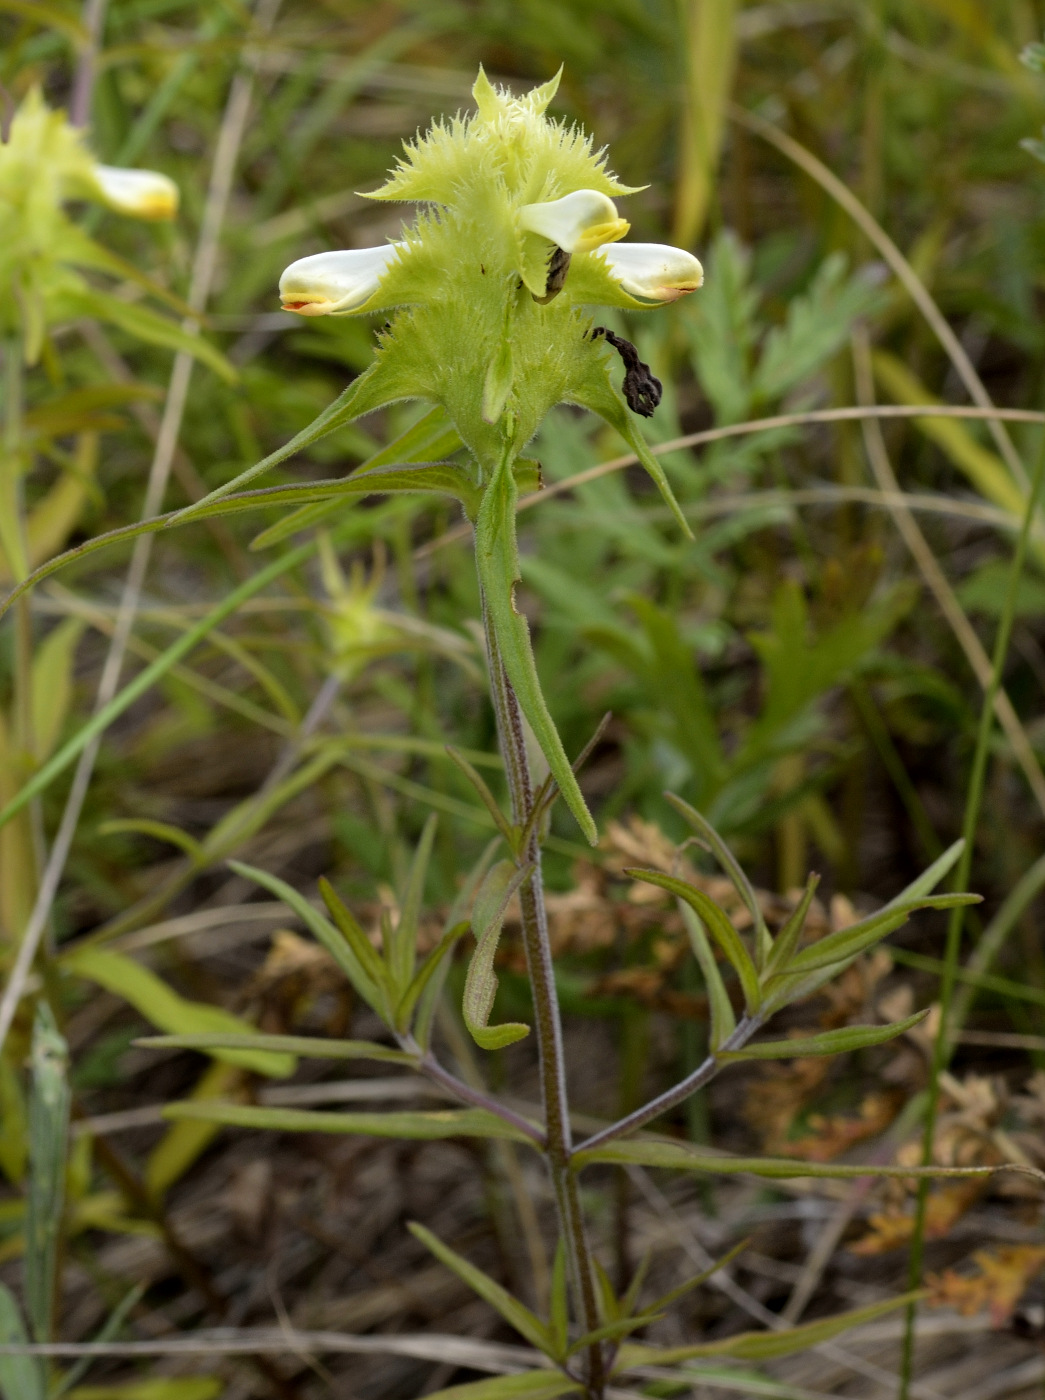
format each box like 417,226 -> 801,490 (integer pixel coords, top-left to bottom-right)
1,1 -> 1045,1397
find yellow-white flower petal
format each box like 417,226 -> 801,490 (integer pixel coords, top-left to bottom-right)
91,164 -> 179,220
599,242 -> 704,302
279,246 -> 400,316
518,189 -> 629,253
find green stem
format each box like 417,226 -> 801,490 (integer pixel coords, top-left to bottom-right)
898,429 -> 1045,1399
481,590 -> 604,1397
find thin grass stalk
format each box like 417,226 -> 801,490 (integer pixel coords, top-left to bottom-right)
480,588 -> 604,1395
68,0 -> 109,128
851,331 -> 1045,819
897,427 -> 1045,1400
730,103 -> 1032,492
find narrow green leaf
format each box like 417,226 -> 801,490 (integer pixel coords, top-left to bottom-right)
620,1250 -> 652,1320
253,403 -> 462,556
58,288 -> 235,384
884,837 -> 964,906
133,1033 -> 415,1065
168,356 -> 407,524
227,861 -> 389,1020
67,1382 -> 223,1399
764,873 -> 820,977
425,1374 -> 581,1400
593,1258 -> 618,1322
548,1240 -> 569,1360
640,1238 -> 750,1319
409,1222 -> 554,1353
164,1102 -> 535,1143
783,896 -> 979,977
97,818 -> 204,861
63,948 -> 294,1078
679,902 -> 736,1049
25,1006 -> 69,1344
389,815 -> 438,996
567,1313 -> 662,1357
0,1283 -> 43,1400
715,1011 -> 928,1060
249,461 -> 478,550
317,876 -> 389,989
614,1292 -> 920,1370
476,450 -> 597,844
665,793 -> 770,965
445,746 -> 515,845
464,860 -> 532,1049
396,921 -> 470,1033
566,353 -> 692,538
627,869 -> 760,1013
572,1137 -> 1039,1183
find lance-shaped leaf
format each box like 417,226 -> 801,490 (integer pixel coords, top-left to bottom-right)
409,1223 -> 554,1354
0,1283 -> 43,1400
763,894 -> 979,1013
414,840 -> 502,1050
168,353 -> 415,524
714,1010 -> 928,1061
135,1033 -> 416,1066
164,1102 -> 535,1143
396,920 -> 470,1033
25,1005 -> 69,1344
62,948 -> 294,1078
464,860 -> 533,1049
426,1375 -> 582,1400
679,903 -> 736,1049
626,869 -> 760,1014
763,873 -> 820,977
666,793 -> 771,966
56,287 -> 236,384
572,1137 -> 1040,1184
566,346 -> 691,538
227,861 -> 391,1023
250,405 -> 467,546
476,450 -> 597,843
614,1292 -> 918,1371
387,815 -> 438,999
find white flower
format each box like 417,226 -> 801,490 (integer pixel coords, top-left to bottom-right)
598,242 -> 704,302
518,189 -> 629,253
90,164 -> 178,220
279,245 -> 400,316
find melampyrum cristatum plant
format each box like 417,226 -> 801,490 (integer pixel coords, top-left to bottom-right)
0,88 -> 194,958
148,71 -> 991,1400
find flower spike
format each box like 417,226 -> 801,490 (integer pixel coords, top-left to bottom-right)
598,242 -> 704,302
257,69 -> 707,841
518,189 -> 629,254
279,246 -> 401,316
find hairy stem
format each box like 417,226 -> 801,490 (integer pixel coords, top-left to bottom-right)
481,591 -> 604,1396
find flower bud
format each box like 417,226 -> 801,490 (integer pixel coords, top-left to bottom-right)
89,164 -> 179,220
518,189 -> 629,253
279,245 -> 399,316
598,242 -> 703,302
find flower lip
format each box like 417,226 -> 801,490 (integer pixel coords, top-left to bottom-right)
518,189 -> 629,254
90,164 -> 179,220
279,245 -> 400,316
597,241 -> 704,302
